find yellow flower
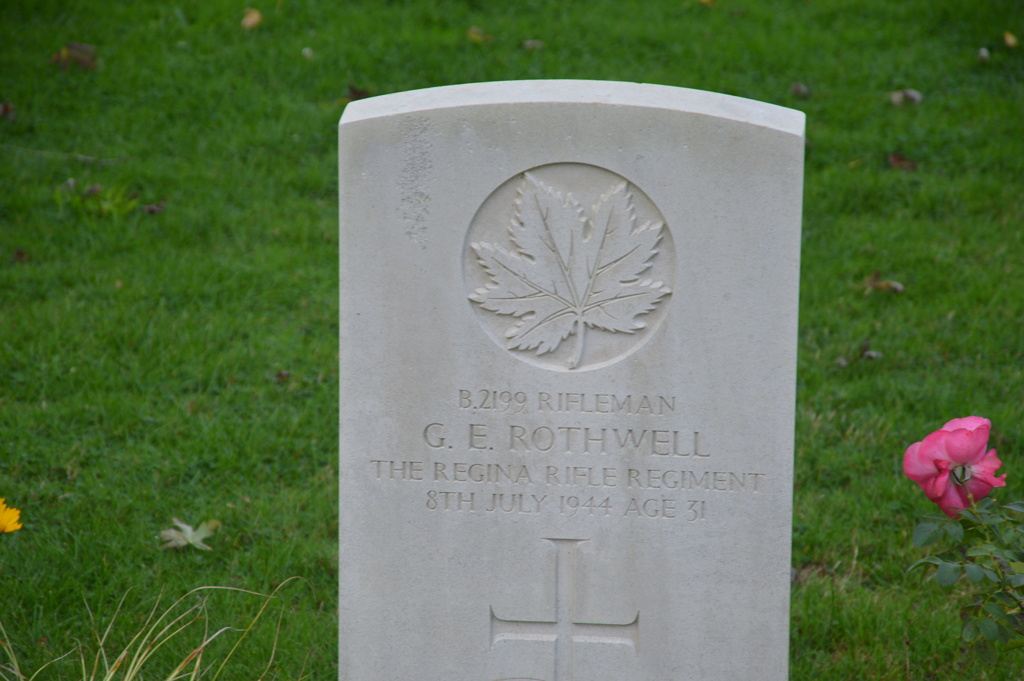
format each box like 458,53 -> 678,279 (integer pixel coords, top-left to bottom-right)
0,498 -> 22,533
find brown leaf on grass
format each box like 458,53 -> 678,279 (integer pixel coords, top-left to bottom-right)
698,0 -> 715,5
467,26 -> 494,43
141,200 -> 166,214
11,248 -> 30,264
347,83 -> 370,100
275,370 -> 291,384
242,7 -> 263,30
887,152 -> 917,171
159,518 -> 221,550
859,339 -> 883,360
889,88 -> 923,106
1005,31 -> 1019,48
49,43 -> 97,70
837,339 -> 883,367
864,270 -> 905,294
790,82 -> 810,99
1,102 -> 15,121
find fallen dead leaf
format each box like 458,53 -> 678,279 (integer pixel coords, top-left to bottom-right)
859,339 -> 882,360
1,102 -> 14,121
141,199 -> 166,214
1006,31 -> 1019,48
242,7 -> 263,30
467,26 -> 493,43
347,83 -> 370,100
838,339 -> 884,367
49,43 -> 97,70
890,88 -> 923,106
698,0 -> 715,6
159,518 -> 221,550
275,370 -> 291,384
887,152 -> 917,171
11,248 -> 29,264
790,82 -> 810,99
864,270 -> 905,294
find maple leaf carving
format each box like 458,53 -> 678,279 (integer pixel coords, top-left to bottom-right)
470,173 -> 670,369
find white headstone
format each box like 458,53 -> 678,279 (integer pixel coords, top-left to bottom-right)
339,80 -> 804,681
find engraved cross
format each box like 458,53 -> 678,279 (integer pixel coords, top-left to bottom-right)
489,538 -> 639,681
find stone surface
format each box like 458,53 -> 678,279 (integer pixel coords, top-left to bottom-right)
339,80 -> 804,681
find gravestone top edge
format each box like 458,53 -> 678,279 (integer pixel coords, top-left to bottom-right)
338,79 -> 805,138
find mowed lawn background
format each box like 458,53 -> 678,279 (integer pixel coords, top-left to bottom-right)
2,0 -> 1023,678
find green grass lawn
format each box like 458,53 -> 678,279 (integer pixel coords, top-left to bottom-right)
2,0 -> 1023,678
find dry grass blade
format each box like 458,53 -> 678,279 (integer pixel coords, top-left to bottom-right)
0,620 -> 23,681
2,619 -> 76,681
210,577 -> 309,681
1,581 -> 309,681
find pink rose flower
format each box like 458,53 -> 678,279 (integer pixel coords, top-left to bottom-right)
903,416 -> 1006,517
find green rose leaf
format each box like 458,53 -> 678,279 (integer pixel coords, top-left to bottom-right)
913,522 -> 943,547
908,556 -> 943,572
978,617 -> 1001,641
965,563 -> 986,583
936,561 -> 962,586
994,592 -> 1019,608
967,544 -> 999,558
983,602 -> 1008,618
999,526 -> 1022,545
959,509 -> 982,524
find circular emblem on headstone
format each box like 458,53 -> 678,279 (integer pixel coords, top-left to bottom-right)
465,163 -> 675,372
